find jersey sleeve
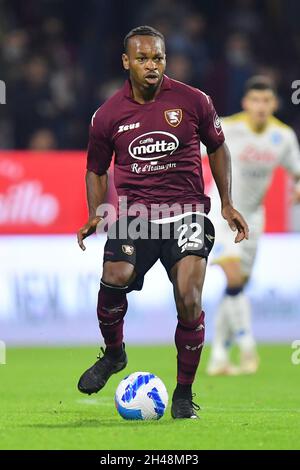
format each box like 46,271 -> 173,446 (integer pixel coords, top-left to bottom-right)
86,107 -> 113,175
280,128 -> 300,176
196,91 -> 225,154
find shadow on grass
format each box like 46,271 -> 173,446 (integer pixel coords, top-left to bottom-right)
18,419 -> 174,429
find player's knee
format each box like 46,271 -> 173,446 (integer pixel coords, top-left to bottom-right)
221,260 -> 247,289
102,262 -> 134,287
226,273 -> 248,290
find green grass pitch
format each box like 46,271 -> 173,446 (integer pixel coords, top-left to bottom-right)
0,345 -> 299,450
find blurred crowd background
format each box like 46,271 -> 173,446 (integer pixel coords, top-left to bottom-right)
1,0 -> 300,150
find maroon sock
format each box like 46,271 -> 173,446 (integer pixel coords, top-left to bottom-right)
97,285 -> 128,352
175,311 -> 205,385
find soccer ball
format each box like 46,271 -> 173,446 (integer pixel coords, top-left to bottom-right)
115,371 -> 168,420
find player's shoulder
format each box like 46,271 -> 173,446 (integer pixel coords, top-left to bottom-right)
90,87 -> 125,131
222,112 -> 247,127
169,77 -> 211,103
268,116 -> 298,145
268,116 -> 293,134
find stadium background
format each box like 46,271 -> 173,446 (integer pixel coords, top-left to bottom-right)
1,0 -> 300,345
1,0 -> 300,452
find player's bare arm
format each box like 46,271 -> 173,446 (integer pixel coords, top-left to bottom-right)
77,170 -> 107,251
208,143 -> 249,243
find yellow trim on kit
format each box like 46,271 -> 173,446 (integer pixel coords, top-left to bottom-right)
222,112 -> 246,124
223,112 -> 265,133
211,256 -> 241,266
268,115 -> 290,130
223,112 -> 291,134
225,112 -> 268,133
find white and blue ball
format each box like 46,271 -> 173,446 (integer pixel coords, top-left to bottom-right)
115,372 -> 168,420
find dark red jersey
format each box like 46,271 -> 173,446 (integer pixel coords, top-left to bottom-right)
87,75 -> 224,215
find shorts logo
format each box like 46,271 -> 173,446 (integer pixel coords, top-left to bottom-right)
122,245 -> 134,255
205,233 -> 215,243
164,109 -> 182,127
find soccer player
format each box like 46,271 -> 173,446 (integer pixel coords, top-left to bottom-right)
206,76 -> 300,376
76,25 -> 248,419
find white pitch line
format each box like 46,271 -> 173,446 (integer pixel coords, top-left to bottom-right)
76,398 -> 114,406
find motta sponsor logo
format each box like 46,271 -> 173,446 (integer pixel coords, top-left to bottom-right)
0,181 -> 59,225
128,131 -> 179,161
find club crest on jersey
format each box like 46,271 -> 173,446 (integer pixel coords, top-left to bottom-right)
164,109 -> 182,127
122,245 -> 134,256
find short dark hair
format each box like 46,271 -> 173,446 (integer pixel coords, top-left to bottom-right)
124,25 -> 165,53
244,75 -> 277,95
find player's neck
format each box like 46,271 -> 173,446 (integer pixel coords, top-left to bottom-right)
130,78 -> 163,104
246,115 -> 269,133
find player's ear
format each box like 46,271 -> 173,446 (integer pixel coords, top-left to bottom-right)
122,53 -> 129,71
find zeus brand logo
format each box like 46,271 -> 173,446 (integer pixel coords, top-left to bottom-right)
118,122 -> 140,133
128,131 -> 179,161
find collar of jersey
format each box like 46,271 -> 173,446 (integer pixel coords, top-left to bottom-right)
241,112 -> 272,134
123,74 -> 171,103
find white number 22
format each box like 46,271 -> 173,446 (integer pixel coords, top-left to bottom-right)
177,222 -> 202,248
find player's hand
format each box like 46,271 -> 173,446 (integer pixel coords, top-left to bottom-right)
77,216 -> 103,251
221,204 -> 249,243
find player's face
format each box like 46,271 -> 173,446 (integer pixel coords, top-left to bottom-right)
242,90 -> 278,126
122,36 -> 166,89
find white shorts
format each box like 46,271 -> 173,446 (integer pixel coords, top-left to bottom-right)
210,208 -> 264,276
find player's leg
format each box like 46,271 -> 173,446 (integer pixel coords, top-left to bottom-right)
208,210 -> 263,375
160,213 -> 215,418
207,209 -> 253,375
78,259 -> 135,395
78,216 -> 161,394
214,259 -> 258,374
207,260 -> 258,376
78,217 -> 137,394
206,257 -> 244,375
170,255 -> 207,418
221,212 -> 263,374
206,285 -> 236,376
98,260 -> 135,358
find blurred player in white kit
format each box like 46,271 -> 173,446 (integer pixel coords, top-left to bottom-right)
206,76 -> 300,375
